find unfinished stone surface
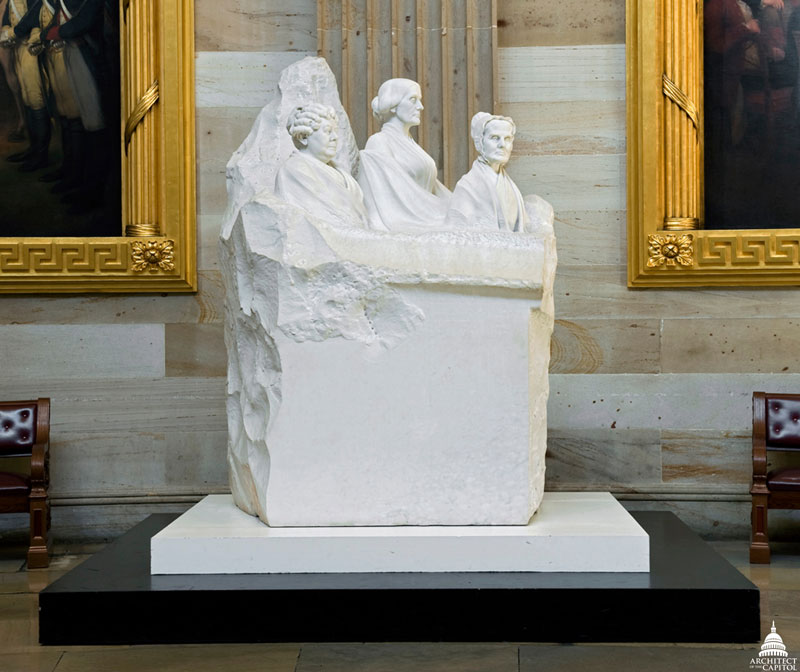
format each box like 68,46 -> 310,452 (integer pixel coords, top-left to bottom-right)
220,57 -> 557,526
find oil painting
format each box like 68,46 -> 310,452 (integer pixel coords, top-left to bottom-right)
0,0 -> 120,237
628,0 -> 800,286
705,0 -> 800,229
0,0 -> 195,294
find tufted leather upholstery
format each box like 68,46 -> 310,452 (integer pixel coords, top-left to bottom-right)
765,396 -> 800,450
0,398 -> 51,568
0,403 -> 37,456
767,467 -> 800,491
0,471 -> 30,496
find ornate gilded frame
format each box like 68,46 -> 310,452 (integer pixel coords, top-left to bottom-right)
627,0 -> 800,287
0,0 -> 196,293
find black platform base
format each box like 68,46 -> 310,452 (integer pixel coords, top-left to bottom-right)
39,511 -> 760,645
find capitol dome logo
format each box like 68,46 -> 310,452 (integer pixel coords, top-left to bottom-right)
750,622 -> 797,671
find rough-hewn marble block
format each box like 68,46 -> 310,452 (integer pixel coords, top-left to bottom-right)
221,198 -> 556,526
150,493 -> 649,573
220,58 -> 557,527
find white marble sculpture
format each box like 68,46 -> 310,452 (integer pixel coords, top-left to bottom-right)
275,103 -> 369,228
447,112 -> 529,232
220,57 -> 557,527
357,78 -> 452,231
222,57 -> 359,238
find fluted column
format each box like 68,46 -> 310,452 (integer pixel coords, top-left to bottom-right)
662,0 -> 701,231
122,0 -> 160,237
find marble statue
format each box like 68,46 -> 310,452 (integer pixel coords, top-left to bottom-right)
357,78 -> 452,231
222,57 -> 360,241
275,103 -> 369,228
220,57 -> 557,528
447,112 -> 528,232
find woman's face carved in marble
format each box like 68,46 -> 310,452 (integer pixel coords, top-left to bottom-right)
481,119 -> 515,167
392,86 -> 424,127
305,119 -> 338,163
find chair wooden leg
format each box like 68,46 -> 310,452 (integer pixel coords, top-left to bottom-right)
750,493 -> 771,564
27,495 -> 50,569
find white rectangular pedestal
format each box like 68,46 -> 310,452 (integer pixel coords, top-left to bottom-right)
151,492 -> 649,574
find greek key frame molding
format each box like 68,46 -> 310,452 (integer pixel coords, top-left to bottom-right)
627,0 -> 800,287
0,0 -> 196,294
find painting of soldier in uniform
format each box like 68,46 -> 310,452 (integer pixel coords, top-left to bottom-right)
704,0 -> 800,229
0,0 -> 119,237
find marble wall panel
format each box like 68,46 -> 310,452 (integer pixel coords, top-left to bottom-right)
497,0 -> 625,48
195,51 -> 312,109
163,430 -> 229,490
1,325 -> 164,380
195,0 -> 317,52
554,266 -> 800,320
0,271 -> 224,325
550,319 -> 660,374
49,433 -> 168,498
545,428 -> 662,488
499,101 -> 625,156
551,211 -> 625,267
661,430 -> 751,486
661,318 -> 800,374
0,378 -> 226,436
197,214 -> 224,271
196,107 -> 262,221
196,192 -> 227,241
507,154 -> 626,212
548,373 -> 800,432
46,429 -> 228,499
165,324 -> 226,378
498,45 -> 624,104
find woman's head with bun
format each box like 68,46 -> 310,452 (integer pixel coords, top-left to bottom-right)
371,79 -> 422,126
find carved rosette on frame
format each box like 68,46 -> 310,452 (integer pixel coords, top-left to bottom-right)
661,0 -> 701,233
647,233 -> 693,268
130,240 -> 175,272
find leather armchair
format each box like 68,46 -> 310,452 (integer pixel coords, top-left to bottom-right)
0,399 -> 51,568
750,391 -> 800,564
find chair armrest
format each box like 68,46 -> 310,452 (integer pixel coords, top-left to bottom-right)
30,439 -> 49,490
753,391 -> 768,482
30,398 -> 50,492
35,398 -> 50,445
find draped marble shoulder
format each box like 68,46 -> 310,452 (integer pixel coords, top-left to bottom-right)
357,78 -> 451,232
447,112 -> 533,233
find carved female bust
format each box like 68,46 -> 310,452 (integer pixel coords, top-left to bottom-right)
274,103 -> 368,228
357,79 -> 451,231
447,112 -> 528,232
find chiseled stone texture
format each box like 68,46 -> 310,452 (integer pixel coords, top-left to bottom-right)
220,57 -> 557,527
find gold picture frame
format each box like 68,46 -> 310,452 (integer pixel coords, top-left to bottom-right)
0,0 -> 196,293
627,0 -> 800,287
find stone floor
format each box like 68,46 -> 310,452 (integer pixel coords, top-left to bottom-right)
0,540 -> 798,671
